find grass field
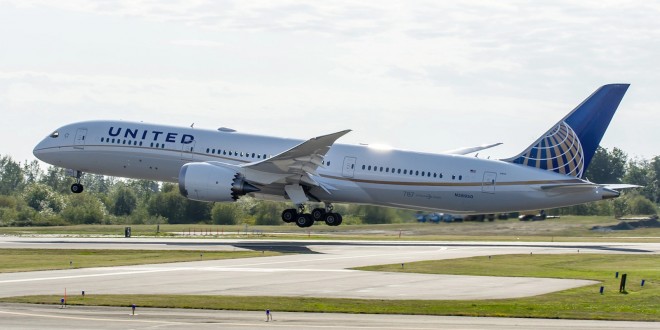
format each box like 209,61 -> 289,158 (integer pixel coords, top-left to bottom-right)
2,254 -> 659,320
1,216 -> 659,242
0,249 -> 280,273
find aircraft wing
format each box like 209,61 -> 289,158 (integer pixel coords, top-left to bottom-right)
443,143 -> 502,155
239,129 -> 351,187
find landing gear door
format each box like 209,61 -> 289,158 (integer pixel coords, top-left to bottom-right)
181,141 -> 195,161
482,171 -> 497,194
74,128 -> 87,150
342,157 -> 356,178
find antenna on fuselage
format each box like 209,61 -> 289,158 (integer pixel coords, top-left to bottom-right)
190,123 -> 195,128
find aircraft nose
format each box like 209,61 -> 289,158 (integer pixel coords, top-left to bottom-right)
33,138 -> 48,161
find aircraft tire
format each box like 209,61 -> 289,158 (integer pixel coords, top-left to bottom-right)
71,183 -> 84,194
335,213 -> 343,226
311,208 -> 326,221
295,214 -> 314,228
282,209 -> 297,223
324,213 -> 342,226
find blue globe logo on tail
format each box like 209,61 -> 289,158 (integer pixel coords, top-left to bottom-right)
510,121 -> 585,178
504,84 -> 629,179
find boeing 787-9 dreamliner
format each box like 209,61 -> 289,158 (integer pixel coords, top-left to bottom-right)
34,84 -> 637,227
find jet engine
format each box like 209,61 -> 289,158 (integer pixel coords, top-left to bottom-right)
178,162 -> 259,202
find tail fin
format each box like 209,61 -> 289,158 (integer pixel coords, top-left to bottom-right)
504,84 -> 630,178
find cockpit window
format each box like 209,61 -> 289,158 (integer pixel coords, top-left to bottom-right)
50,131 -> 59,138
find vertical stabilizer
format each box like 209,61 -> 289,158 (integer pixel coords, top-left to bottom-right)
504,84 -> 629,178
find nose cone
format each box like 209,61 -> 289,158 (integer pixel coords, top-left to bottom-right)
33,138 -> 47,161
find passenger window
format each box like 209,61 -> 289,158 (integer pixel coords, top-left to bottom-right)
101,137 -> 104,142
433,173 -> 437,178
404,169 -> 407,174
368,165 -> 372,170
421,171 -> 425,176
206,148 -> 210,153
362,165 -> 366,170
415,171 -> 419,176
398,169 -> 401,174
459,175 -> 463,180
327,161 -> 331,166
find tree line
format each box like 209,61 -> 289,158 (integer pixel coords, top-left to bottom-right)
0,147 -> 657,227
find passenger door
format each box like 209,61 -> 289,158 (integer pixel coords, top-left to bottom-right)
181,141 -> 196,161
482,171 -> 497,194
74,128 -> 87,150
342,156 -> 357,178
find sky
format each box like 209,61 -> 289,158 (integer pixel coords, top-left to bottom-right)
1,1 -> 659,164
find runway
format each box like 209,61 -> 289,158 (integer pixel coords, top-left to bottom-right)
3,237 -> 655,300
2,303 -> 659,330
0,237 -> 658,329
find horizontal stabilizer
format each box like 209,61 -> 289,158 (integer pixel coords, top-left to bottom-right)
600,184 -> 641,190
444,143 -> 502,155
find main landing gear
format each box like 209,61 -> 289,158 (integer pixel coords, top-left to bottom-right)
70,170 -> 84,194
281,204 -> 343,228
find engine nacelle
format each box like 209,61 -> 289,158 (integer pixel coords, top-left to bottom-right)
178,162 -> 260,202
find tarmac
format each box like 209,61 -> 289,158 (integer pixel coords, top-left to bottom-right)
2,303 -> 659,330
0,237 -> 659,328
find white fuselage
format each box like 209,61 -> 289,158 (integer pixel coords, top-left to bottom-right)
34,120 -> 610,214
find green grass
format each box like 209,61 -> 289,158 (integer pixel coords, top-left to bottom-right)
0,216 -> 658,242
0,249 -> 280,273
2,254 -> 659,321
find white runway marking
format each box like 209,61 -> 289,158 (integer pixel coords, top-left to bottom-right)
0,268 -> 187,284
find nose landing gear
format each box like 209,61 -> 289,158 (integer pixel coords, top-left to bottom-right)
69,170 -> 84,194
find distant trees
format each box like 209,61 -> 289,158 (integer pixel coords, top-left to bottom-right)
584,147 -> 627,184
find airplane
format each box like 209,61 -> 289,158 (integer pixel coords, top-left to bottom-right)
33,84 -> 637,228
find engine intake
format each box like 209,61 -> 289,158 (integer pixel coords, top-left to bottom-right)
178,163 -> 259,202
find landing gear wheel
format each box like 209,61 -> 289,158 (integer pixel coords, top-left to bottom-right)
281,209 -> 297,223
324,213 -> 343,226
71,183 -> 84,194
311,208 -> 326,221
295,214 -> 314,228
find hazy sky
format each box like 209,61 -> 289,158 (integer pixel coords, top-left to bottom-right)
1,1 -> 658,164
